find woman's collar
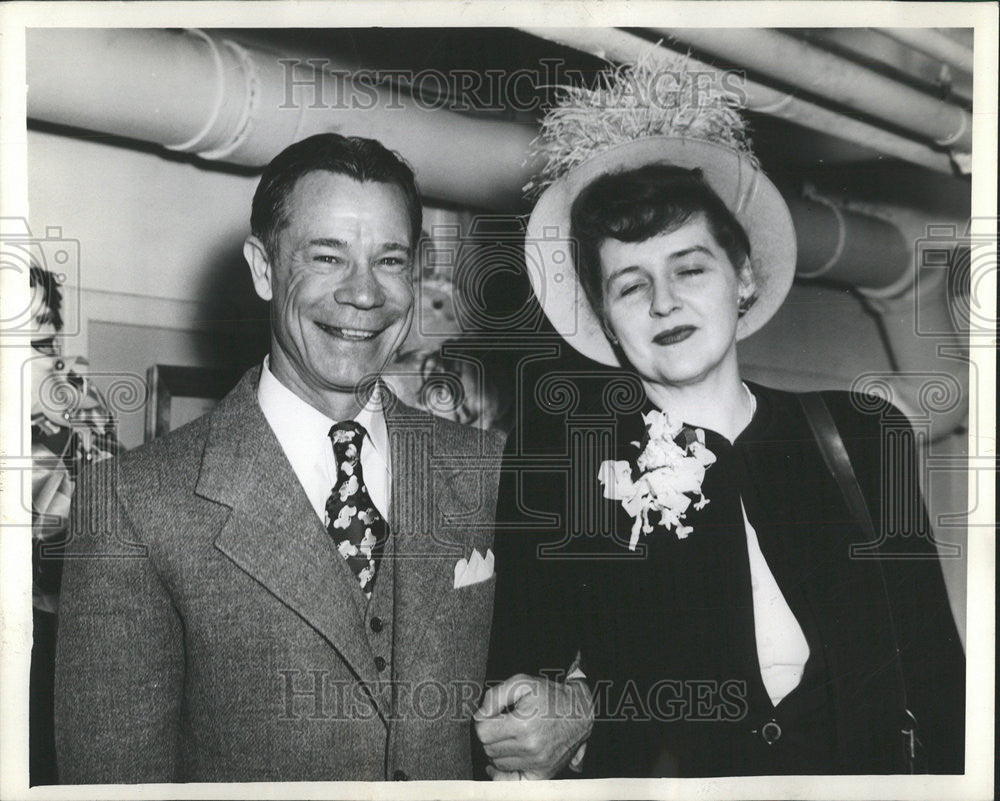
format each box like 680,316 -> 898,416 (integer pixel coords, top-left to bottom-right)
636,381 -> 771,446
629,379 -> 774,450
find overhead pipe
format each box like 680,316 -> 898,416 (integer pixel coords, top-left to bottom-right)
777,189 -> 965,436
26,26 -> 958,200
653,27 -> 971,154
798,29 -> 972,107
789,190 -> 968,435
25,29 -> 953,285
786,189 -> 912,290
519,27 -> 957,175
26,27 -> 938,284
878,28 -> 975,74
757,188 -> 969,437
25,28 -> 540,211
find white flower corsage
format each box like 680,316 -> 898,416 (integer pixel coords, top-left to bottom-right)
597,409 -> 717,550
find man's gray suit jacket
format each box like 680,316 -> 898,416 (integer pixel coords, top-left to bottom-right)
54,366 -> 506,782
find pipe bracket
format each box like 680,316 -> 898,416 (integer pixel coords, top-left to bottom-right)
164,29 -> 226,153
795,187 -> 847,280
935,107 -> 970,148
197,38 -> 259,161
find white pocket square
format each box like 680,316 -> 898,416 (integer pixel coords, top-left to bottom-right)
453,548 -> 495,589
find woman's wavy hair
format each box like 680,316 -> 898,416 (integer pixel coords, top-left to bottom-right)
570,164 -> 755,319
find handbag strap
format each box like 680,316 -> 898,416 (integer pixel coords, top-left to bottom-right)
797,392 -> 919,772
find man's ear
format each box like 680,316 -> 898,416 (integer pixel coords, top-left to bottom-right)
243,235 -> 274,302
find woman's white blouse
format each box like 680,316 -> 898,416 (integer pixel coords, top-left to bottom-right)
741,499 -> 811,707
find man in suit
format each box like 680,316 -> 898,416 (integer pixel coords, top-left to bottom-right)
54,133 -> 505,783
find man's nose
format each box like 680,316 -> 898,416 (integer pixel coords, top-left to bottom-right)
649,278 -> 681,317
333,264 -> 386,309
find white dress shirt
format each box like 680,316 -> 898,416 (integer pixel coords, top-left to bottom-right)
256,357 -> 391,525
742,500 -> 810,706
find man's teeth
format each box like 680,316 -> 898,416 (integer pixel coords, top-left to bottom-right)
319,323 -> 378,341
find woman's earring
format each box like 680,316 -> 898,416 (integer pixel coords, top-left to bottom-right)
737,260 -> 757,317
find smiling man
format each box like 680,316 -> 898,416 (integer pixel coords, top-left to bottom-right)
54,134 -> 506,783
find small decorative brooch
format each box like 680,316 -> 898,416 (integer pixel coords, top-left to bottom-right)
598,409 -> 717,550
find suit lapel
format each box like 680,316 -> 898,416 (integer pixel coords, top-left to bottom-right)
197,368 -> 383,704
382,387 -> 469,671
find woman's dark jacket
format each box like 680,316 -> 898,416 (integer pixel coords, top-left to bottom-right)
486,377 -> 965,777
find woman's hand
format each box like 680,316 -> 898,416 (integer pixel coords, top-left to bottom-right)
474,673 -> 594,779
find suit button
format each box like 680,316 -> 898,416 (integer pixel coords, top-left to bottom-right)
393,769 -> 408,781
760,720 -> 782,745
370,616 -> 383,633
374,656 -> 387,672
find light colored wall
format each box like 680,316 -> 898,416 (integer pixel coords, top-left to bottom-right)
29,130 -> 258,305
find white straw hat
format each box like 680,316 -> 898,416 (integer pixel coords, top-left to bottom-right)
524,53 -> 797,366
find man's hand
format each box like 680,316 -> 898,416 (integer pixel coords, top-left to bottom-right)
474,673 -> 594,780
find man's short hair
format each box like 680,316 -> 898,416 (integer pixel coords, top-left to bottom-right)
251,133 -> 423,260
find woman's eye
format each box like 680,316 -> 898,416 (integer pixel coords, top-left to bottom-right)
619,283 -> 644,297
678,266 -> 705,277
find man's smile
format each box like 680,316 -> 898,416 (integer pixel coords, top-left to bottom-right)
315,321 -> 382,341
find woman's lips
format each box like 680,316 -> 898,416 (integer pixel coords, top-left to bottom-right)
315,321 -> 380,341
652,326 -> 696,346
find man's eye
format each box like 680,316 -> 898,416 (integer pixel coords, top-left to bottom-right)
378,256 -> 409,270
315,254 -> 343,264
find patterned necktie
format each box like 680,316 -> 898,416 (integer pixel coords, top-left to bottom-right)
326,421 -> 388,597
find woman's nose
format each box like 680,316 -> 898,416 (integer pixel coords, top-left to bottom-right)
334,265 -> 386,308
649,279 -> 681,317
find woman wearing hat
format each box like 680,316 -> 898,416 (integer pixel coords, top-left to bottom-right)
478,58 -> 964,778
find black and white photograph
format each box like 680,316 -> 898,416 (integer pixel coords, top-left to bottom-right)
0,2 -> 995,799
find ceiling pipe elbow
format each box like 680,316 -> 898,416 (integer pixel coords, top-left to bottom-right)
789,189 -> 969,437
789,188 -> 912,291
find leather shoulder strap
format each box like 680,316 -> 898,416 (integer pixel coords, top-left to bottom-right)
797,391 -> 920,772
797,392 -> 876,540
